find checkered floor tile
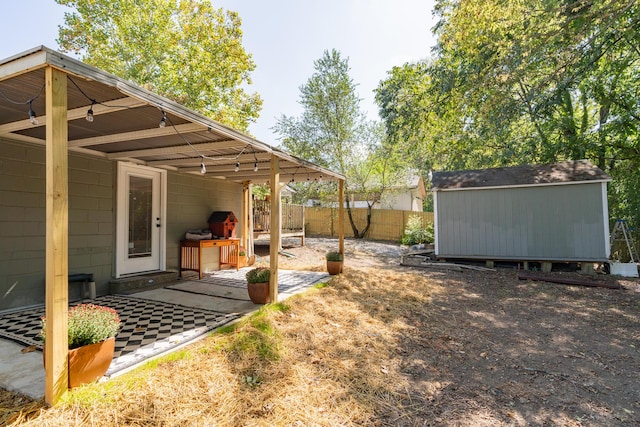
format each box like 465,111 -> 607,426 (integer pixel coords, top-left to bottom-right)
0,295 -> 239,376
196,269 -> 330,294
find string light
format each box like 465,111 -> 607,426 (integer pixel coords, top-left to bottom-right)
200,156 -> 206,174
159,111 -> 167,128
28,100 -> 38,125
86,100 -> 96,122
254,161 -> 258,172
234,161 -> 240,172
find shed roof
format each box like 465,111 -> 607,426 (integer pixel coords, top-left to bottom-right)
0,46 -> 344,184
431,160 -> 611,191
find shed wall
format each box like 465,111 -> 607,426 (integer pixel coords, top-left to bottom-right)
435,183 -> 608,261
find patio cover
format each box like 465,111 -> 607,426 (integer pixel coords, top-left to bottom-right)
0,46 -> 346,404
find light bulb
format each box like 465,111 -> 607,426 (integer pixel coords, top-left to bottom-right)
86,107 -> 94,122
28,102 -> 38,125
234,161 -> 240,172
159,111 -> 167,128
254,161 -> 258,172
200,159 -> 206,174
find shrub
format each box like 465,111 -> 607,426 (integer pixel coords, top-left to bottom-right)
246,267 -> 271,283
326,251 -> 344,262
401,215 -> 434,246
41,304 -> 121,349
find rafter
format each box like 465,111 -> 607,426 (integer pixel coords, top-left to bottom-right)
0,97 -> 144,134
107,139 -> 242,159
69,122 -> 206,148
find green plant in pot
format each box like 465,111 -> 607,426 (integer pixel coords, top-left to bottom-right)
245,267 -> 271,304
238,248 -> 247,267
326,251 -> 344,275
41,303 -> 121,388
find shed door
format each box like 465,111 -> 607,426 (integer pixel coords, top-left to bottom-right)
116,163 -> 166,277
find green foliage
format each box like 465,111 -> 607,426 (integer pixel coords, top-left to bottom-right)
245,267 -> 270,283
41,304 -> 121,349
377,0 -> 640,225
275,49 -> 407,237
325,251 -> 344,262
55,0 -> 261,131
401,216 -> 434,246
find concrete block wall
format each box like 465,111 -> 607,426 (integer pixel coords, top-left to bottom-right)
0,139 -> 114,311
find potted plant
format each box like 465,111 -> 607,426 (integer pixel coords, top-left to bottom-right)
245,267 -> 271,304
238,248 -> 247,268
326,251 -> 344,275
41,303 -> 121,388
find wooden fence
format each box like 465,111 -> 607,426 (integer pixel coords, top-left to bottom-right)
254,200 -> 304,232
306,207 -> 434,241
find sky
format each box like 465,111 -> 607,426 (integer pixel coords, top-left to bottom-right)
1,0 -> 437,144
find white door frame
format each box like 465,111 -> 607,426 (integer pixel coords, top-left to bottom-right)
115,162 -> 167,278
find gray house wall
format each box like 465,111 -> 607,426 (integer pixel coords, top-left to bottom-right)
166,173 -> 243,268
434,182 -> 609,262
0,138 -> 243,311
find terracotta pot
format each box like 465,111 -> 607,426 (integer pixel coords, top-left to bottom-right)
327,260 -> 343,275
238,255 -> 247,268
247,281 -> 271,304
44,337 -> 116,388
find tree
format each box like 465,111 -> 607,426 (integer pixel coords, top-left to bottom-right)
377,0 -> 640,224
56,0 -> 262,131
275,49 -> 405,238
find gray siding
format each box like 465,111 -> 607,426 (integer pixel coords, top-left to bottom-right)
166,172 -> 243,269
0,140 -> 114,311
435,183 -> 608,261
0,138 -> 244,311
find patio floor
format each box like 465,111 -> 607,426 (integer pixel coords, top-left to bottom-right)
0,269 -> 330,400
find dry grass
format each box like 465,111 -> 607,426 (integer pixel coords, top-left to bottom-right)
3,266 -> 435,426
3,244 -> 639,426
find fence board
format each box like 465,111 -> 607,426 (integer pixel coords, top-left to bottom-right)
306,207 -> 433,241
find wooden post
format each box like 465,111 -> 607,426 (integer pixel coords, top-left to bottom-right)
248,182 -> 254,257
338,179 -> 345,256
242,181 -> 250,255
269,155 -> 280,303
44,66 -> 69,405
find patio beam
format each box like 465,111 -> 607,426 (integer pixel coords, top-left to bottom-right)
68,122 -> 206,148
111,139 -> 238,160
269,155 -> 280,303
44,66 -> 69,406
0,96 -> 144,134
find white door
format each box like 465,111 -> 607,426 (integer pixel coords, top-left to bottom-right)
116,163 -> 166,277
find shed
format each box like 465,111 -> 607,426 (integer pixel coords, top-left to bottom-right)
430,160 -> 612,263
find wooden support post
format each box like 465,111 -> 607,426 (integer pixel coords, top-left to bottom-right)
242,181 -> 250,256
338,179 -> 345,257
248,182 -> 254,257
44,66 -> 69,405
269,155 -> 280,303
541,262 -> 552,273
486,260 -> 495,268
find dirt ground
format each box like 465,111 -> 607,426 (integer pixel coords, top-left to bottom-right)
2,237 -> 639,426
260,237 -> 640,426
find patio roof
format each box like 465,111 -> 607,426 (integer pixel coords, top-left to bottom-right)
0,46 -> 344,184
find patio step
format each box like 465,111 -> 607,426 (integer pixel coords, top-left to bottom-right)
110,271 -> 179,295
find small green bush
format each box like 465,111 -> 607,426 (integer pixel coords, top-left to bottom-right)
326,251 -> 343,262
245,267 -> 270,283
401,215 -> 434,246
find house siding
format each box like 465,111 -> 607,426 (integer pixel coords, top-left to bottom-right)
166,172 -> 243,269
435,182 -> 608,261
0,140 -> 115,311
0,138 -> 244,311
